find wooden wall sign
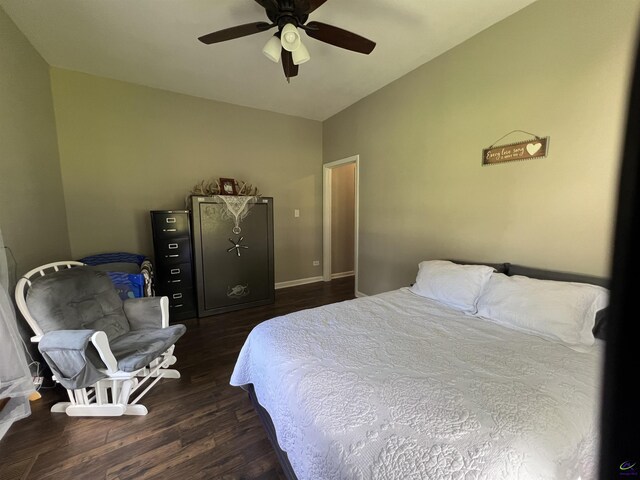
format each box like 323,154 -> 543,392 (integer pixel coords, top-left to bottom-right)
483,136 -> 550,165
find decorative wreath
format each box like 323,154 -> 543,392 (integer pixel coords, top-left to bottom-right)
190,178 -> 260,197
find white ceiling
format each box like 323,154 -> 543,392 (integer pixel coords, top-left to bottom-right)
1,0 -> 537,121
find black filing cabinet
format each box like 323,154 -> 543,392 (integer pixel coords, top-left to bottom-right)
150,210 -> 197,321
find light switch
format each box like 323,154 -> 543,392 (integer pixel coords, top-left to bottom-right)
294,209 -> 300,218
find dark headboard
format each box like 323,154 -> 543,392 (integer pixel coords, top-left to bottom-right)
507,264 -> 610,289
448,259 -> 509,274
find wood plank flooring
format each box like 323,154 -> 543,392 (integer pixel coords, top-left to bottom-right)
0,277 -> 355,480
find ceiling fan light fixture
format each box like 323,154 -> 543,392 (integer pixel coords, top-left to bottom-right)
262,34 -> 282,62
292,42 -> 310,65
198,1 -> 377,81
280,23 -> 301,52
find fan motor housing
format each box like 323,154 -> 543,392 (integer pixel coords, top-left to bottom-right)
265,1 -> 309,27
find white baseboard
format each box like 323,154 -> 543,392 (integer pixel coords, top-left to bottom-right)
355,291 -> 367,297
331,271 -> 355,279
275,276 -> 324,290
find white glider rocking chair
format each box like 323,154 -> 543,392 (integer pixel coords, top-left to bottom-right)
15,261 -> 186,417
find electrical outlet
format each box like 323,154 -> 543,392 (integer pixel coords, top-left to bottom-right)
32,376 -> 43,386
294,209 -> 300,218
313,260 -> 320,266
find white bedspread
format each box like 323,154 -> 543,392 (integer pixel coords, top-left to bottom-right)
230,288 -> 603,479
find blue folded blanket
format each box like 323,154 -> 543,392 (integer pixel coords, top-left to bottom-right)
78,252 -> 152,300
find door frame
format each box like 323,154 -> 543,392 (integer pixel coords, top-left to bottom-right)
323,155 -> 360,294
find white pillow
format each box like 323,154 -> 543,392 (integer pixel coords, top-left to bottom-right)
410,260 -> 495,314
476,273 -> 609,348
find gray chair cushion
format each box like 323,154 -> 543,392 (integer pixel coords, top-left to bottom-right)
26,267 -> 130,341
109,324 -> 186,372
123,297 -> 164,330
38,330 -> 107,390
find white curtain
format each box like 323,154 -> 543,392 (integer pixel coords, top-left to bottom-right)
0,226 -> 33,440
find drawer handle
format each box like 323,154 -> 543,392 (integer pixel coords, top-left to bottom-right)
172,293 -> 183,299
168,243 -> 178,249
163,228 -> 177,232
170,268 -> 181,274
172,304 -> 184,308
165,218 -> 177,224
167,254 -> 179,258
170,279 -> 182,283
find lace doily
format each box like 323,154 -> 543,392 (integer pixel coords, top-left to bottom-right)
215,195 -> 257,234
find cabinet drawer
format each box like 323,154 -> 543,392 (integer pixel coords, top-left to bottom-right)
157,281 -> 192,297
152,212 -> 190,238
156,237 -> 191,265
167,289 -> 196,319
157,262 -> 193,288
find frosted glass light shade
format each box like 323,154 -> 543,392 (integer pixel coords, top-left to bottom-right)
280,23 -> 301,52
292,42 -> 310,65
262,35 -> 282,62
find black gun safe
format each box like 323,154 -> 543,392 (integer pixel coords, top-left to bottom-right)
191,196 -> 275,317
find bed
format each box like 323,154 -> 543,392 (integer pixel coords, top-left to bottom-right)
78,252 -> 154,300
230,261 -> 608,480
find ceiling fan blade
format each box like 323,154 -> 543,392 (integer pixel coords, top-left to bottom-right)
282,48 -> 299,79
294,0 -> 328,15
198,22 -> 274,45
303,21 -> 376,54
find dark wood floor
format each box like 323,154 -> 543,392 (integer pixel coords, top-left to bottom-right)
0,277 -> 355,480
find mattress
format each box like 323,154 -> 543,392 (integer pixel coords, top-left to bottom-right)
230,288 -> 603,480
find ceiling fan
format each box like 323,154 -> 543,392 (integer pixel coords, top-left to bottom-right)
198,0 -> 376,81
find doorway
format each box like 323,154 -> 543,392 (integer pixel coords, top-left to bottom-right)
323,155 -> 360,295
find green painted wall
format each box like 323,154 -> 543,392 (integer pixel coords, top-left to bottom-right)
323,0 -> 640,294
50,69 -> 323,283
0,7 -> 70,280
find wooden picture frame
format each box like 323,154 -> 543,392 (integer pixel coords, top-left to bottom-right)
219,178 -> 237,195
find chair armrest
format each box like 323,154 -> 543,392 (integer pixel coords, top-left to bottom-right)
90,331 -> 118,375
123,296 -> 169,330
38,330 -> 118,385
39,329 -> 95,351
